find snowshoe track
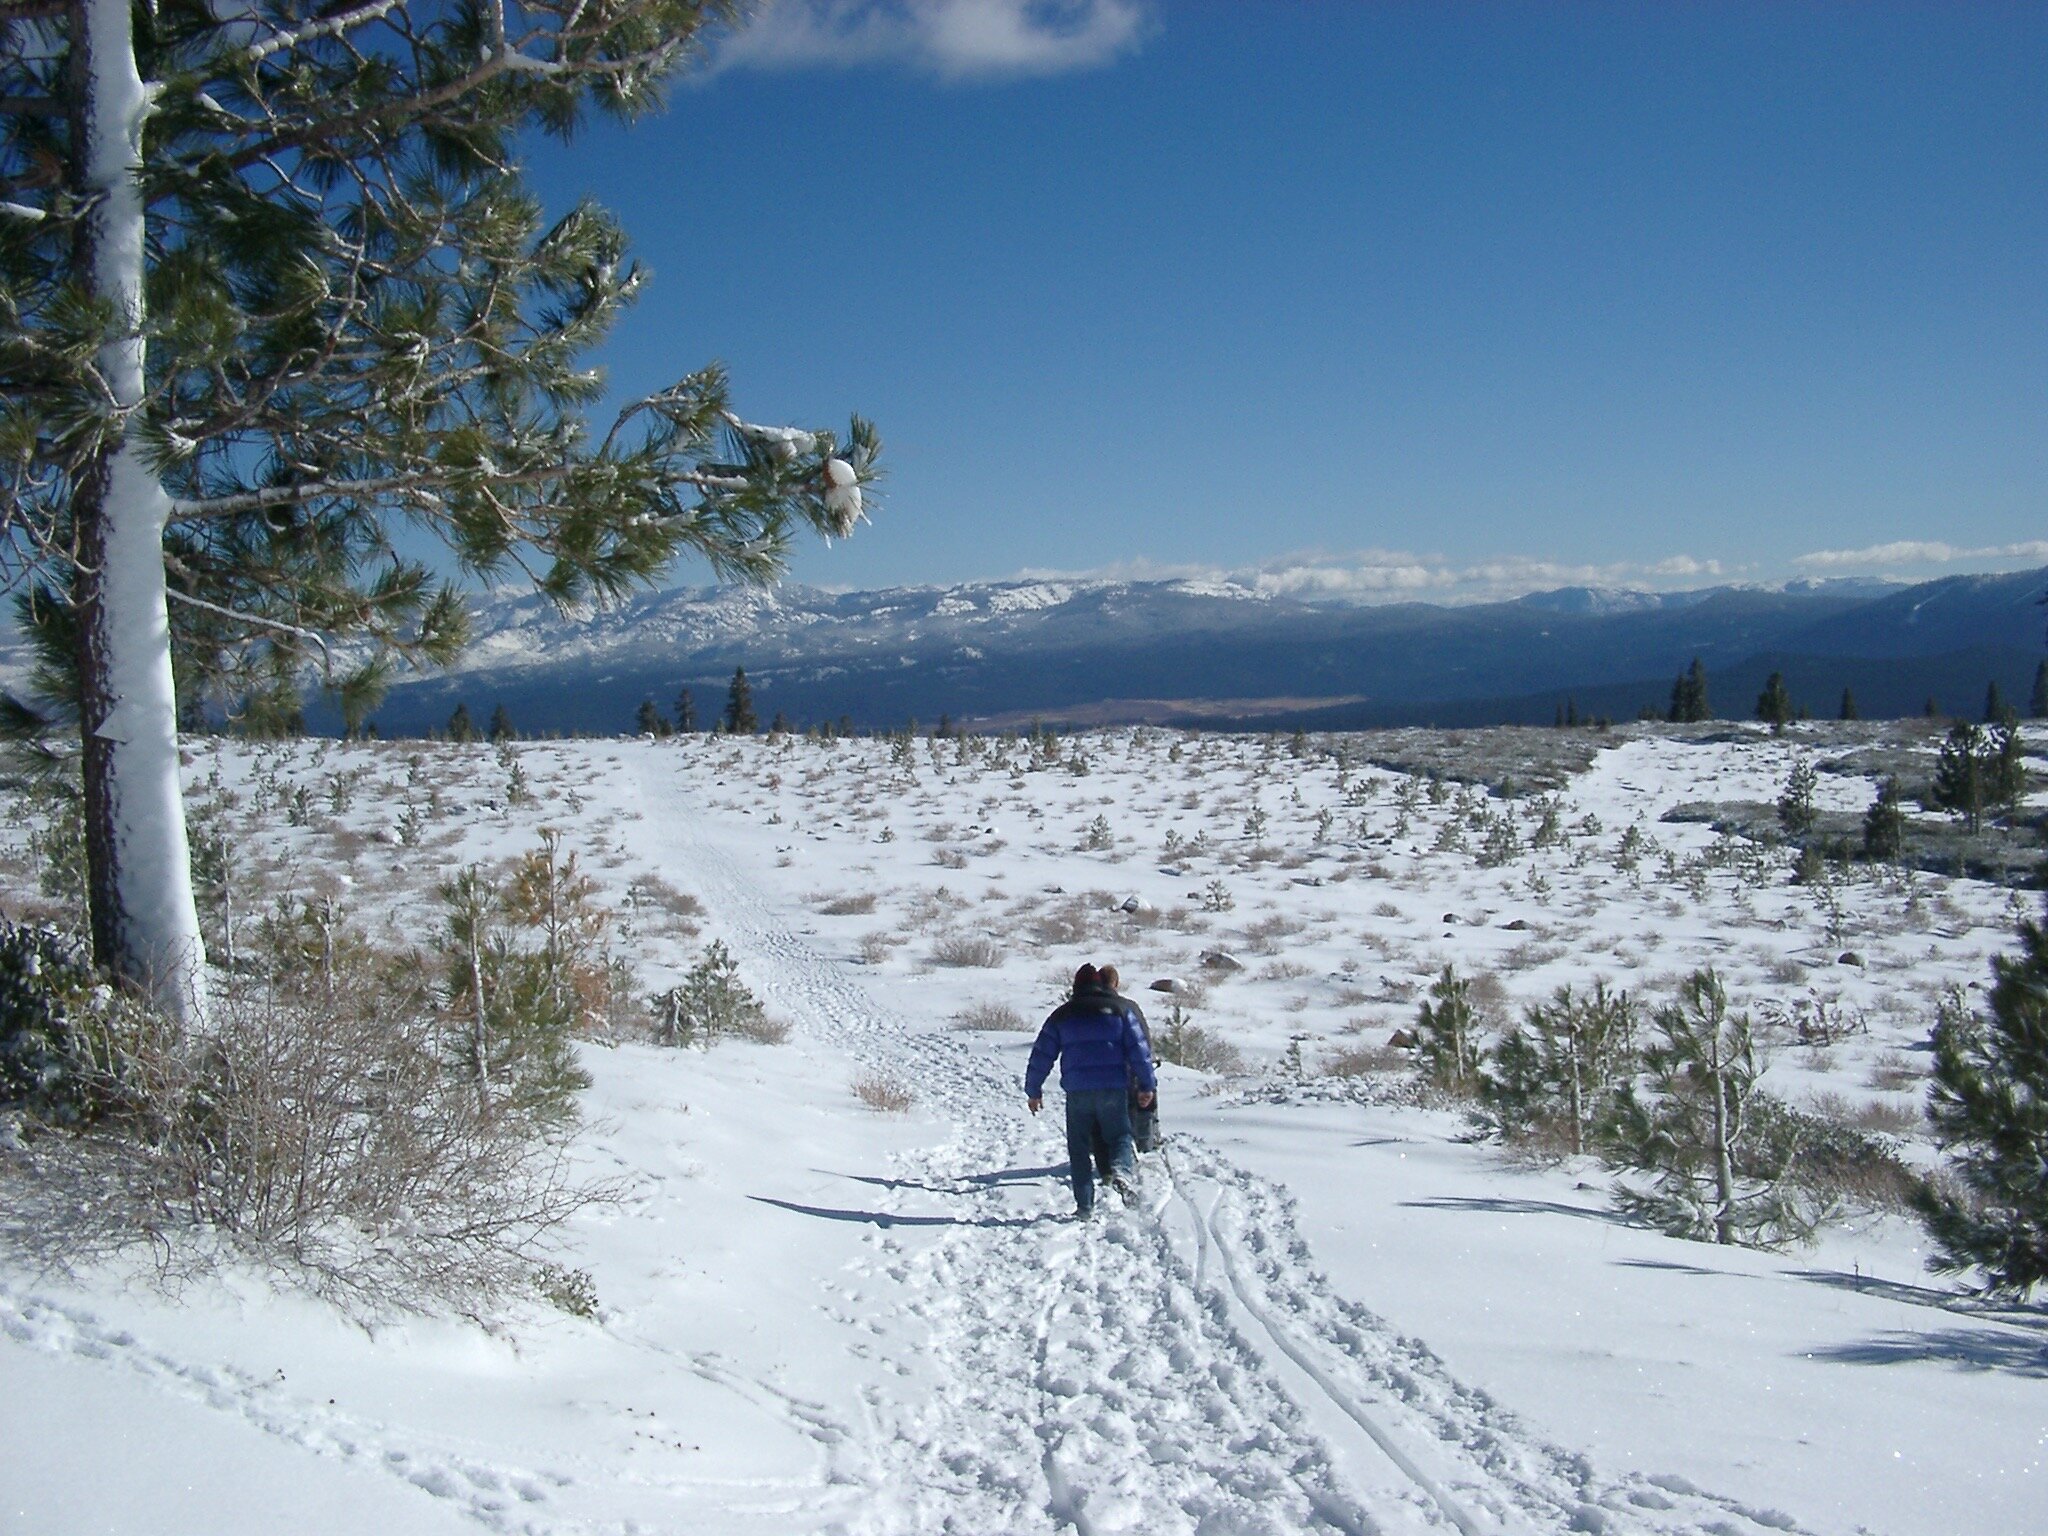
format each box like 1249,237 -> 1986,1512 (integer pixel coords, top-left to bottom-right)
641,764 -> 1826,1536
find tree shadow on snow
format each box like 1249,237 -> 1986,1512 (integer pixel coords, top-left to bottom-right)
1806,1327 -> 2048,1377
1613,1257 -> 1723,1278
1402,1194 -> 1632,1228
749,1195 -> 1053,1231
1793,1269 -> 2048,1328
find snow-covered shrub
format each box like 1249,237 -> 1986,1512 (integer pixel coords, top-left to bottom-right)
1743,1095 -> 1918,1215
27,797 -> 86,918
852,1073 -> 915,1113
955,1001 -> 1028,1032
0,921 -> 151,1128
1322,1040 -> 1404,1078
931,933 -> 1003,968
1154,1005 -> 1245,1076
2,917 -> 606,1315
816,890 -> 878,916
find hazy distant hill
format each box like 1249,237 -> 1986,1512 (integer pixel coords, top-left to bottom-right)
332,567 -> 2046,735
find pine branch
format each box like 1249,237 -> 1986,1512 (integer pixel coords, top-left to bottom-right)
163,584 -> 335,677
237,0 -> 410,66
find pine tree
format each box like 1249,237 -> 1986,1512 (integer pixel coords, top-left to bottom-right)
634,699 -> 669,737
1776,758 -> 1818,839
1668,658 -> 1710,723
1863,777 -> 1906,861
723,667 -> 757,735
1604,969 -> 1811,1246
1984,681 -> 2010,724
674,688 -> 698,733
487,705 -> 516,744
2030,660 -> 2048,721
1414,964 -> 1482,1095
447,703 -> 478,745
1755,672 -> 1794,732
436,865 -> 589,1127
1839,686 -> 1859,721
1931,721 -> 1988,832
1914,908 -> 2048,1296
1987,720 -> 2026,816
1483,982 -> 1638,1154
0,1 -> 878,1021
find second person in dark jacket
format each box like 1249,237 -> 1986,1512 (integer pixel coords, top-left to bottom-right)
1025,964 -> 1157,1218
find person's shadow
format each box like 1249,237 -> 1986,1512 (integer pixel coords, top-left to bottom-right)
748,1194 -> 1052,1231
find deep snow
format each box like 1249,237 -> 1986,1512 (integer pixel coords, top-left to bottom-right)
3,723 -> 2044,1535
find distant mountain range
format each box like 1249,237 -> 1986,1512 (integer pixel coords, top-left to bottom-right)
335,565 -> 2048,735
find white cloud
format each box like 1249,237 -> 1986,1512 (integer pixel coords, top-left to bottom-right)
712,0 -> 1152,80
1793,539 -> 2048,571
1010,550 -> 1733,606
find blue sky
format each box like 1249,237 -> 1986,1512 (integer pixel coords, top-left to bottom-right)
523,1 -> 2046,603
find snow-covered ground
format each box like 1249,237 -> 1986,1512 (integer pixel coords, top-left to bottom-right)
3,724 -> 2043,1535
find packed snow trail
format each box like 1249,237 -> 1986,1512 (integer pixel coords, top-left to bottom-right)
633,757 -> 1828,1536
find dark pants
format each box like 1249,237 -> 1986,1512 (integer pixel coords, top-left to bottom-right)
1063,1088 -> 1136,1214
1130,1095 -> 1160,1153
1094,1095 -> 1160,1167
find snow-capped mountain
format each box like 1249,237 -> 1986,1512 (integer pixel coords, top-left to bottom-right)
342,567 -> 2046,735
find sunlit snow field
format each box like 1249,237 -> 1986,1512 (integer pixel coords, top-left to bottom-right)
3,723 -> 2043,1536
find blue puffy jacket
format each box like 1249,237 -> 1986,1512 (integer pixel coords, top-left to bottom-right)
1024,987 -> 1157,1097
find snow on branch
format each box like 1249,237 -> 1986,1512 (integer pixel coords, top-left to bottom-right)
237,0 -> 408,66
163,585 -> 336,677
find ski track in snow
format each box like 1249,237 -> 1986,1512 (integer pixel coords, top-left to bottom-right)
635,757 -> 1828,1536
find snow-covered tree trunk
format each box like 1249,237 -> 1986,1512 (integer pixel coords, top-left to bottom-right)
1564,1024 -> 1584,1156
1709,1051 -> 1736,1245
71,0 -> 207,1025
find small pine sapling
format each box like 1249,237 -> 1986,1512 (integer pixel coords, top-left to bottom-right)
1484,981 -> 1638,1154
437,867 -> 591,1127
1414,964 -> 1483,1096
1930,721 -> 1988,832
1863,777 -> 1906,861
1913,906 -> 2048,1296
651,941 -> 770,1047
1604,969 -> 1817,1247
1777,759 -> 1818,840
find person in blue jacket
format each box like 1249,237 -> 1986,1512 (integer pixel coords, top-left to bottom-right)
1025,963 -> 1157,1218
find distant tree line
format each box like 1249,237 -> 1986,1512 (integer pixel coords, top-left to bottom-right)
1634,656 -> 2048,730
